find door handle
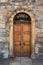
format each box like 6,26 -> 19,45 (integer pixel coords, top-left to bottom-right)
20,43 -> 21,45
23,43 -> 25,45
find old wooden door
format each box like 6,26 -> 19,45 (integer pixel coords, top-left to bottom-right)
13,23 -> 31,57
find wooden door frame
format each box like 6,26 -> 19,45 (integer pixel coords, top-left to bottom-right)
9,8 -> 36,58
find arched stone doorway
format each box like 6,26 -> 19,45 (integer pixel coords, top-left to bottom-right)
13,12 -> 31,57
9,8 -> 36,58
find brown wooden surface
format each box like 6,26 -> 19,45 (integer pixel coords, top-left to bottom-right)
13,23 -> 31,57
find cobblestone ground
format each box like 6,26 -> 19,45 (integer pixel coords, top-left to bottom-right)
0,57 -> 43,65
10,57 -> 32,65
32,59 -> 43,65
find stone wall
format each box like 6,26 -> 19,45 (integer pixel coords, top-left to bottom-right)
0,0 -> 43,57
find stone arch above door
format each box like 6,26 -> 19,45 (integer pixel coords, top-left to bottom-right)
9,8 -> 36,58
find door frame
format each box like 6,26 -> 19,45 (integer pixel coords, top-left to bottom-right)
9,8 -> 36,58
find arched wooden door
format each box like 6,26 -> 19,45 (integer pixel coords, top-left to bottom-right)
13,23 -> 31,57
13,12 -> 31,57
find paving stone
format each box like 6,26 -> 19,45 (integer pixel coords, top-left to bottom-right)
0,57 -> 43,65
10,57 -> 32,65
32,59 -> 43,65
